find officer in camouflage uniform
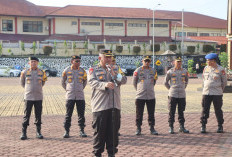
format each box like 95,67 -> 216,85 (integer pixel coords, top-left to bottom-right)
132,55 -> 158,136
20,57 -> 47,140
88,49 -> 127,157
200,53 -> 227,133
61,55 -> 88,138
164,56 -> 189,134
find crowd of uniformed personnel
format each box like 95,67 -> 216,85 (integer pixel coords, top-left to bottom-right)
19,51 -> 227,157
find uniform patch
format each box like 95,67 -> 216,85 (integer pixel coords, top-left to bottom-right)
89,68 -> 93,75
133,72 -> 138,76
62,72 -> 66,77
172,74 -> 176,77
99,76 -> 103,80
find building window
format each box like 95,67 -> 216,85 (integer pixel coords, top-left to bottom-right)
2,20 -> 13,31
211,33 -> 221,36
72,21 -> 77,25
151,24 -> 168,27
23,21 -> 43,32
187,32 -> 198,36
200,33 -> 209,36
128,23 -> 146,27
105,23 -> 123,26
81,22 -> 100,26
176,32 -> 186,37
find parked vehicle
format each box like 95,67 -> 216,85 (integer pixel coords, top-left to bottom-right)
121,64 -> 137,76
0,65 -> 21,77
24,64 -> 58,77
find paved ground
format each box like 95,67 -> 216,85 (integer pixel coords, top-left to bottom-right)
0,77 -> 232,157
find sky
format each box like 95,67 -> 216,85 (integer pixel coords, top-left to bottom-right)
27,0 -> 227,20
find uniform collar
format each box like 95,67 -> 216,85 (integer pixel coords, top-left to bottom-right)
142,66 -> 150,70
71,65 -> 79,70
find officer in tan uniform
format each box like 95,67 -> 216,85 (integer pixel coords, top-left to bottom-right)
20,57 -> 47,140
61,55 -> 88,138
88,49 -> 127,157
132,55 -> 158,136
164,56 -> 189,134
200,53 -> 227,133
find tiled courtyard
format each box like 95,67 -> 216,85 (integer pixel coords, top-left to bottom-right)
0,77 -> 232,157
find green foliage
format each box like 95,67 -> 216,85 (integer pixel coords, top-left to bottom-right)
169,44 -> 177,51
150,44 -> 160,52
135,61 -> 141,68
72,42 -> 76,50
187,46 -> 195,54
178,43 -> 181,53
92,43 -> 96,50
84,41 -> 88,53
203,45 -> 215,53
128,44 -> 131,53
188,59 -> 196,74
110,44 -> 113,51
8,48 -> 11,54
0,43 -> 2,56
220,44 -> 227,52
53,40 -> 57,56
219,52 -> 228,70
43,46 -> 53,56
142,43 -> 146,53
116,45 -> 123,53
133,46 -> 141,54
64,40 -> 68,54
97,45 -> 105,51
21,42 -> 25,51
161,42 -> 167,51
32,41 -> 37,55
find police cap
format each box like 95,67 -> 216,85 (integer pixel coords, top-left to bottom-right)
143,55 -> 151,61
28,56 -> 39,62
175,56 -> 182,62
71,55 -> 81,60
205,53 -> 218,60
99,49 -> 113,56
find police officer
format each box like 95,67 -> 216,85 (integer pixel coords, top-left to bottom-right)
20,57 -> 47,140
200,53 -> 227,133
132,55 -> 158,135
88,49 -> 127,157
62,55 -> 88,138
164,56 -> 189,134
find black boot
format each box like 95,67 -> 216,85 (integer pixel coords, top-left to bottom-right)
169,124 -> 174,134
20,126 -> 28,140
201,124 -> 206,133
217,125 -> 223,133
80,128 -> 87,137
36,125 -> 43,139
135,126 -> 141,135
150,126 -> 158,135
63,128 -> 70,138
179,124 -> 189,133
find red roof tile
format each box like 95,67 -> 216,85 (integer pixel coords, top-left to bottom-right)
0,0 -> 45,17
48,5 -> 179,21
157,10 -> 227,29
188,36 -> 227,45
37,6 -> 61,15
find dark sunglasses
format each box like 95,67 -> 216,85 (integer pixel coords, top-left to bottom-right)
74,60 -> 80,63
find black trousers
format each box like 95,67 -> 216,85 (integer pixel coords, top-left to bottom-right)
63,100 -> 86,129
92,108 -> 120,156
168,97 -> 186,126
135,99 -> 156,127
200,95 -> 224,125
22,100 -> 42,127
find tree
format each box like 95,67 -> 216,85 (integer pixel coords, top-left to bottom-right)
187,59 -> 196,74
218,52 -> 228,71
53,40 -> 57,56
142,43 -> 146,54
32,41 -> 37,55
0,43 -> 2,56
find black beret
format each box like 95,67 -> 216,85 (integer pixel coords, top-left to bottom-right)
28,56 -> 39,62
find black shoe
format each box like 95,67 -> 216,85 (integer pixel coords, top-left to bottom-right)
201,125 -> 206,133
135,126 -> 141,135
93,154 -> 102,157
80,130 -> 87,137
150,126 -> 158,135
20,132 -> 27,140
63,131 -> 70,138
169,126 -> 174,134
179,125 -> 189,133
217,125 -> 223,133
20,127 -> 28,140
36,126 -> 43,139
